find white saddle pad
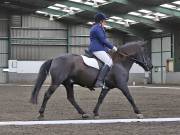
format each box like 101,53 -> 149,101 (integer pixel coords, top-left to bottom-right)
81,55 -> 100,70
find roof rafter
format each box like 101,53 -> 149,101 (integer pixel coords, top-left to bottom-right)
150,7 -> 180,18
110,0 -> 177,7
42,8 -> 148,38
111,0 -> 180,18
59,0 -> 175,32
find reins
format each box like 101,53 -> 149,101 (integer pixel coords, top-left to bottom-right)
116,51 -> 146,66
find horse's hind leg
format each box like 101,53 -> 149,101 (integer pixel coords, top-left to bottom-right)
93,88 -> 110,118
38,84 -> 59,120
64,81 -> 89,119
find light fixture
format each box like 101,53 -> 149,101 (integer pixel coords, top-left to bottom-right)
87,22 -> 94,25
138,9 -> 152,14
154,15 -> 160,21
124,21 -> 130,27
160,4 -> 176,9
93,0 -> 98,7
104,25 -> 112,29
106,19 -> 115,22
4,1 -> 10,4
68,8 -> 75,15
128,12 -> 142,16
173,1 -> 180,5
110,16 -> 123,20
151,29 -> 163,33
36,11 -> 48,16
48,6 -> 60,10
49,15 -> 54,21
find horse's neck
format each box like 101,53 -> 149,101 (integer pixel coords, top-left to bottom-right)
119,59 -> 134,72
110,51 -> 134,72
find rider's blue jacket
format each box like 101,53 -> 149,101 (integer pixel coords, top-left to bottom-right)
88,23 -> 114,52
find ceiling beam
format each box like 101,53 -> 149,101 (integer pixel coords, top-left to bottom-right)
43,8 -> 67,16
110,0 -> 177,8
58,0 -> 175,32
111,0 -> 180,18
41,8 -> 147,38
150,7 -> 180,18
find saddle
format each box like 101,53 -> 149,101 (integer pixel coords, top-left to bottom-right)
81,50 -> 103,70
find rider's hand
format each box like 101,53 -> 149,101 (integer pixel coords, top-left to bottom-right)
112,46 -> 117,52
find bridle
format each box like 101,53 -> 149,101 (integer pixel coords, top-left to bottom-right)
116,51 -> 149,69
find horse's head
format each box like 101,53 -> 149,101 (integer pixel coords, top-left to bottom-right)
117,41 -> 153,71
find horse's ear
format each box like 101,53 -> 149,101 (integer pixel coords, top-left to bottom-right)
143,40 -> 148,45
139,40 -> 147,47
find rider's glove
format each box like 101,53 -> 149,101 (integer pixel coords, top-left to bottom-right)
112,46 -> 117,52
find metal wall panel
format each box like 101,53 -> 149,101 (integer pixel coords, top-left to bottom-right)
69,25 -> 89,54
11,29 -> 39,38
0,12 -> 8,83
152,53 -> 161,66
162,52 -> 171,66
70,46 -> 87,54
69,25 -> 123,54
151,37 -> 172,84
11,15 -> 21,27
22,15 -> 66,28
0,54 -> 8,67
10,15 -> 67,60
70,25 -> 89,47
39,46 -> 66,59
151,38 -> 161,52
0,69 -> 7,83
0,20 -> 8,37
39,30 -> 67,39
108,32 -> 123,47
0,40 -> 8,53
71,37 -> 89,46
11,45 -> 66,60
162,37 -> 171,51
174,31 -> 180,71
70,25 -> 89,36
151,38 -> 162,84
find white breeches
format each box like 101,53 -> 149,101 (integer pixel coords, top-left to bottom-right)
93,51 -> 113,67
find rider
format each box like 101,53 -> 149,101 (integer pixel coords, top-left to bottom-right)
88,12 -> 117,88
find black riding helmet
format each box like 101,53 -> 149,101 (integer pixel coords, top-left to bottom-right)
94,13 -> 107,23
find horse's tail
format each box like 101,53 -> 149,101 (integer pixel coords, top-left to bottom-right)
30,59 -> 52,104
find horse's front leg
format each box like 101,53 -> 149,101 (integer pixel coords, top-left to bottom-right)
64,81 -> 89,119
93,88 -> 110,118
116,81 -> 143,119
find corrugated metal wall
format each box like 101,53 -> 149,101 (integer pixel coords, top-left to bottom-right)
69,25 -> 123,55
10,15 -> 123,61
0,12 -> 8,83
10,15 -> 67,60
69,25 -> 89,54
151,36 -> 172,84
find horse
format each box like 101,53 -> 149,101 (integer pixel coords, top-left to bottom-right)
30,41 -> 153,119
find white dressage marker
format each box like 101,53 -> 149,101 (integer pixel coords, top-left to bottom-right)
0,118 -> 180,126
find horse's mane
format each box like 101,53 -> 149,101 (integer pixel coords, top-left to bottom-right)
118,40 -> 146,54
109,40 -> 146,62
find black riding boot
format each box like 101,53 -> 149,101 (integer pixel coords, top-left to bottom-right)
94,64 -> 110,88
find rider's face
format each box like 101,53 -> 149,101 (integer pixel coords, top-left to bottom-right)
100,20 -> 106,27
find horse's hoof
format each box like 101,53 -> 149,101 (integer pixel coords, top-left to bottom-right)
94,115 -> 100,119
37,114 -> 44,120
137,114 -> 144,119
82,114 -> 90,119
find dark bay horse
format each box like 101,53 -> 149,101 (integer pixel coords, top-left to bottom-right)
30,41 -> 153,119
